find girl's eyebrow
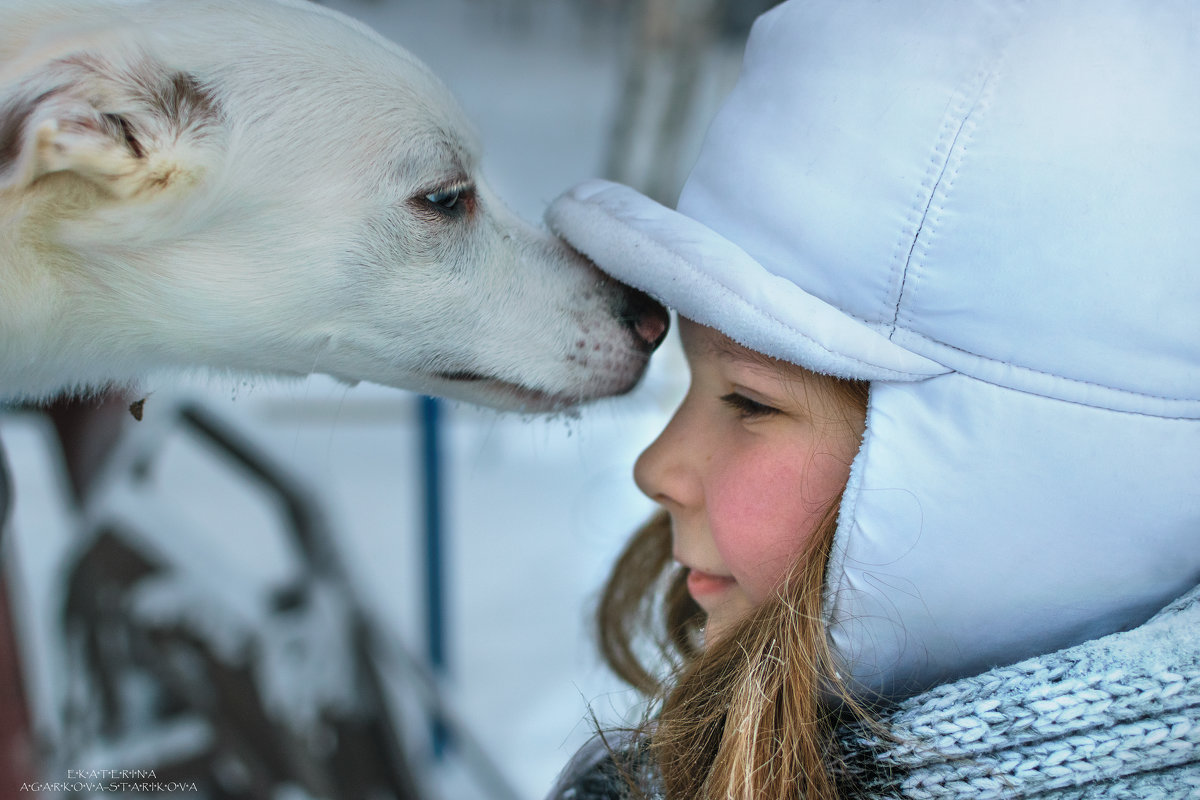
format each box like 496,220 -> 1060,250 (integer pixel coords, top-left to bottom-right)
706,333 -> 821,400
708,335 -> 780,372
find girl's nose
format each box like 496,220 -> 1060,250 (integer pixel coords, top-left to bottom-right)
633,404 -> 698,512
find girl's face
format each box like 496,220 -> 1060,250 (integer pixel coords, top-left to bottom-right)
635,319 -> 866,643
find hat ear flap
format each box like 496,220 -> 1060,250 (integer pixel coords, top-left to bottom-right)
0,52 -> 221,198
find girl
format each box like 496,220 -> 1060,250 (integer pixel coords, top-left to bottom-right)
545,0 -> 1200,797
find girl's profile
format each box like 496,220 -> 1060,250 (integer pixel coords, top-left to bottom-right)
633,319 -> 866,647
544,0 -> 1200,797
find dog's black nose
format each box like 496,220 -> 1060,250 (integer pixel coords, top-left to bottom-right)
621,288 -> 670,352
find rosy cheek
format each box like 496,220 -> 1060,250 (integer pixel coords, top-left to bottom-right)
707,453 -> 817,604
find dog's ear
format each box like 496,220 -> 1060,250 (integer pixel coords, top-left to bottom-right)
0,53 -> 222,198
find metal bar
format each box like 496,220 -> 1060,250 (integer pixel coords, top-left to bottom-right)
419,395 -> 451,758
176,404 -> 334,577
370,618 -> 526,800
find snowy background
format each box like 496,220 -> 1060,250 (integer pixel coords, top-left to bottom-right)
1,1 -> 750,798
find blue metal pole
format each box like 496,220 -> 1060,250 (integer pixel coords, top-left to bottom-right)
419,395 -> 450,758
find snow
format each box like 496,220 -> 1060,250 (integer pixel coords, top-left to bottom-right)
0,1 -> 727,797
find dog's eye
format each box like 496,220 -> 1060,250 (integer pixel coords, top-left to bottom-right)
414,182 -> 475,220
426,188 -> 461,210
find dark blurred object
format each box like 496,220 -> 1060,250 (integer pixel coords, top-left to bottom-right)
718,0 -> 781,38
0,578 -> 34,794
0,430 -> 10,534
56,403 -> 423,799
1,393 -> 128,797
63,531 -> 417,799
4,392 -> 525,800
43,391 -> 131,503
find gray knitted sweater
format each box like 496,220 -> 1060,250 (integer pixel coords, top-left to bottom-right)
549,584 -> 1200,799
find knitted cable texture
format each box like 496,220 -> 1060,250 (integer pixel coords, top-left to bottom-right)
840,584 -> 1200,798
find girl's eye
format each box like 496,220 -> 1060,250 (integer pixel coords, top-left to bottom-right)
720,392 -> 779,420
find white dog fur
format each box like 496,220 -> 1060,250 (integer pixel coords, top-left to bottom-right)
0,0 -> 666,411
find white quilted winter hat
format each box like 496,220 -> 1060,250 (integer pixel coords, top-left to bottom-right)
548,0 -> 1200,698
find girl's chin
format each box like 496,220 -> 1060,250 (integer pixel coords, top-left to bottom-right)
696,594 -> 756,646
701,612 -> 742,648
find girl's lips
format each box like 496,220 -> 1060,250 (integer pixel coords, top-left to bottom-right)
686,568 -> 737,598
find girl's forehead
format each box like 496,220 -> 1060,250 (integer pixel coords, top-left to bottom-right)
680,318 -> 797,375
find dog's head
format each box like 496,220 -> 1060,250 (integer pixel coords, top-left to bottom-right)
0,0 -> 666,410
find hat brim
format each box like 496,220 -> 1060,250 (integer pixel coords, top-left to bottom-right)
546,180 -> 949,383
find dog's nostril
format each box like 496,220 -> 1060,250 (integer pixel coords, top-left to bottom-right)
621,289 -> 669,352
634,310 -> 668,350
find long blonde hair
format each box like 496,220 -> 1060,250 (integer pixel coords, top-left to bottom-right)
595,379 -> 870,799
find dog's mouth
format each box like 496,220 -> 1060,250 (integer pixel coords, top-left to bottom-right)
437,370 -> 488,383
434,370 -> 577,413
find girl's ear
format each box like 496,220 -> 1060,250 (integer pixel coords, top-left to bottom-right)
0,51 -> 222,198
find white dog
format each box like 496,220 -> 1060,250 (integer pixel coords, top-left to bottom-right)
0,0 -> 667,411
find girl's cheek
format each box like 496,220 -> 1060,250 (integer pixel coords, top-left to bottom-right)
707,451 -> 812,603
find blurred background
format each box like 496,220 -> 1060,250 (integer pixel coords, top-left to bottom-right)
0,1 -> 776,798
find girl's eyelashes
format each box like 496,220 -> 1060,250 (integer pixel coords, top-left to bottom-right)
720,392 -> 780,420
